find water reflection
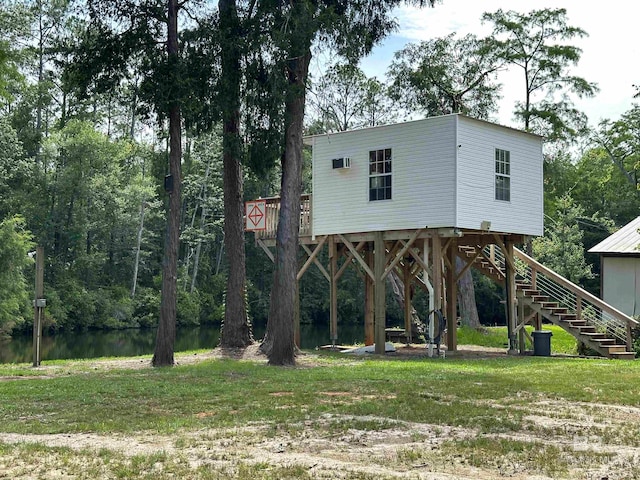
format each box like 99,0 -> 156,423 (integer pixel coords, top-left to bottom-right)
0,322 -> 365,363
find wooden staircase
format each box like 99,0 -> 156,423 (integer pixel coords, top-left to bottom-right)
458,244 -> 638,359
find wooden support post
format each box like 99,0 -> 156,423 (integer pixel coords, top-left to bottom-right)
432,234 -> 443,346
329,235 -> 338,345
32,246 -> 44,367
403,262 -> 412,344
423,238 -> 435,355
531,268 -> 541,342
446,238 -> 457,352
432,235 -> 442,310
535,312 -> 542,331
517,291 -> 526,353
364,245 -> 375,346
504,239 -> 518,353
374,231 -> 386,354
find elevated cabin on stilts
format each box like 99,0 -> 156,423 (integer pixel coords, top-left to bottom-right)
248,113 -> 638,358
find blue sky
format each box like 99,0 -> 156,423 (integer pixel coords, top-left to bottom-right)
353,0 -> 639,129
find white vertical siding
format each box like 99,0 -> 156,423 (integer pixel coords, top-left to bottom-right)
455,116 -> 544,236
602,257 -> 640,316
310,116 -> 458,236
308,114 -> 543,237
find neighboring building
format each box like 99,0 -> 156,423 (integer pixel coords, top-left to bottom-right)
589,216 -> 640,316
304,113 -> 544,238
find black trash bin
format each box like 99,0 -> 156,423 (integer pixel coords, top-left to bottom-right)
532,330 -> 552,356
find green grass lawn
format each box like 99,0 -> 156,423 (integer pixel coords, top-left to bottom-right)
0,349 -> 636,436
1,338 -> 638,479
458,325 -> 578,354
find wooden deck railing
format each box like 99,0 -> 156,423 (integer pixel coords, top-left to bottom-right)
255,194 -> 312,240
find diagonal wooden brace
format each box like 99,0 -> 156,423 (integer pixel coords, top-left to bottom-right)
338,234 -> 374,281
382,229 -> 422,280
297,235 -> 328,281
336,240 -> 366,280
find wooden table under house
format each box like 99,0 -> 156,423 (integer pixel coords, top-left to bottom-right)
247,114 -> 638,359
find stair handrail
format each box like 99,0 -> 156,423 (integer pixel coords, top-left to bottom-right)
513,247 -> 638,350
487,244 -> 638,347
513,248 -> 639,328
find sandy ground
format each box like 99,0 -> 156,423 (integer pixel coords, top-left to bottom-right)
1,346 -> 638,479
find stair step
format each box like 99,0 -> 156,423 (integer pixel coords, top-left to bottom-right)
521,289 -> 540,296
610,352 -> 636,360
548,307 -> 568,314
606,345 -> 629,353
592,338 -> 616,346
580,331 -> 604,338
531,295 -> 549,302
559,314 -> 578,322
540,301 -> 559,308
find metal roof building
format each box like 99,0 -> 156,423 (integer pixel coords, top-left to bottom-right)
589,216 -> 640,316
589,216 -> 640,255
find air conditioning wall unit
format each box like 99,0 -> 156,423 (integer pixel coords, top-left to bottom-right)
332,157 -> 351,169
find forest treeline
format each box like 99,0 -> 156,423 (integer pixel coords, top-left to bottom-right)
0,1 -> 639,355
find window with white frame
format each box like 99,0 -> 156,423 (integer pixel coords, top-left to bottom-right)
369,148 -> 392,201
495,148 -> 510,201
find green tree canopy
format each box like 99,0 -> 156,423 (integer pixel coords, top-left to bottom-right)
483,8 -> 598,141
592,104 -> 640,193
309,63 -> 396,132
0,119 -> 29,218
572,147 -> 640,226
0,216 -> 34,336
388,33 -> 502,118
533,195 -> 594,285
0,1 -> 30,102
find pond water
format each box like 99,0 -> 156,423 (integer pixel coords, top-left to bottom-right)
0,322 -> 367,364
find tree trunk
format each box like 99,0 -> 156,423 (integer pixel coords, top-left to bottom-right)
189,152 -> 212,292
387,269 -> 426,340
455,256 -> 480,328
131,201 -> 145,298
36,2 -> 44,135
130,83 -> 138,140
189,202 -> 206,293
215,237 -> 224,275
182,156 -> 210,291
219,0 -> 252,348
152,0 -> 181,367
264,49 -> 311,366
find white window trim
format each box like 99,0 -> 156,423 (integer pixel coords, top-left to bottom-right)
368,147 -> 393,202
495,148 -> 511,202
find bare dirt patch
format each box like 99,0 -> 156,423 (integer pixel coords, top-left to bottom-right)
2,404 -> 637,479
0,375 -> 55,382
1,347 -> 635,479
